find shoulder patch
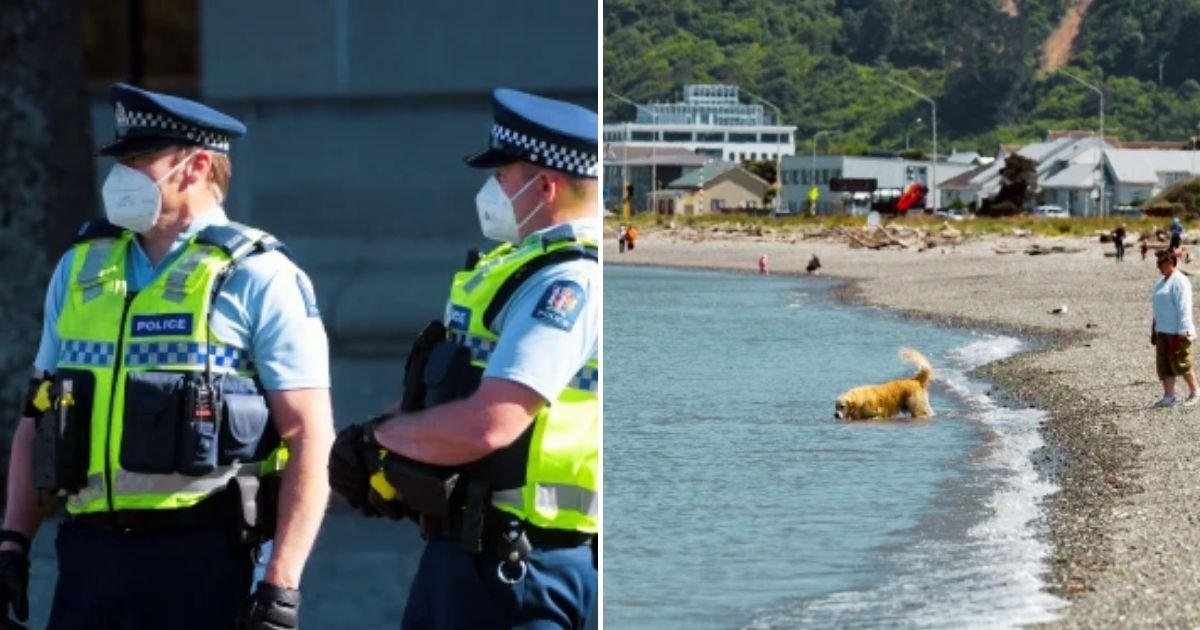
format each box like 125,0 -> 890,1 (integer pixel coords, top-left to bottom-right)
296,272 -> 320,318
531,280 -> 586,331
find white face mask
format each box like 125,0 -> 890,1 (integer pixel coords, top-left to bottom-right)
474,174 -> 544,243
101,153 -> 197,233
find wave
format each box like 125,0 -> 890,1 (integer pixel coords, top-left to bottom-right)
744,336 -> 1067,629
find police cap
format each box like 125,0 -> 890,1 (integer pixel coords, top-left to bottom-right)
97,83 -> 246,158
464,88 -> 597,179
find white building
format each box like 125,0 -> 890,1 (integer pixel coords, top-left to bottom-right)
1102,150 -> 1200,207
778,155 -> 972,214
939,135 -> 1200,216
602,84 -> 797,163
941,136 -> 1110,214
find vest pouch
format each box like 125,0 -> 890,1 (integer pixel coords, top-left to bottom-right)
32,370 -> 95,493
218,393 -> 269,465
423,342 -> 481,408
379,454 -> 460,517
120,371 -> 187,474
217,374 -> 275,464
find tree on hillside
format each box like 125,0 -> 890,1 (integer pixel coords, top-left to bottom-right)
980,153 -> 1038,216
604,0 -> 1200,155
0,1 -> 94,501
741,159 -> 778,185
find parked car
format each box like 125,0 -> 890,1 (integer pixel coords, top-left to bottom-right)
1034,205 -> 1069,218
933,207 -> 969,221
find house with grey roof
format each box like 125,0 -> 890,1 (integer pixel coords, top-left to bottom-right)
943,136 -> 1110,212
1041,163 -> 1103,215
1101,150 -> 1200,206
603,145 -> 713,212
646,161 -> 770,215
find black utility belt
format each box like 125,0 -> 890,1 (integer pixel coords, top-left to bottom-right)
514,524 -> 593,549
428,509 -> 593,550
70,493 -> 230,535
34,369 -> 279,494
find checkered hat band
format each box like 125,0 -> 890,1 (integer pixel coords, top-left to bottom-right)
491,124 -> 597,177
117,108 -> 231,152
449,332 -> 597,393
124,341 -> 252,372
59,340 -> 118,367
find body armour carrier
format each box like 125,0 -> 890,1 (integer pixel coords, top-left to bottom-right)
38,219 -> 286,515
430,225 -> 599,534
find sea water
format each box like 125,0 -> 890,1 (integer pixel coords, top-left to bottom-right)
603,265 -> 1066,629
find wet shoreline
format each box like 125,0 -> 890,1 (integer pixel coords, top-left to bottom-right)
605,228 -> 1184,627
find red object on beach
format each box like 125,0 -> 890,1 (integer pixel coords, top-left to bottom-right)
896,182 -> 927,212
758,255 -> 769,275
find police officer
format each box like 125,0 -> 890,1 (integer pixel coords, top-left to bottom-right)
0,84 -> 334,629
329,89 -> 599,628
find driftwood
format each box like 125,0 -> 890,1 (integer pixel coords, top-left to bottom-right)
816,223 -> 969,250
1025,243 -> 1086,256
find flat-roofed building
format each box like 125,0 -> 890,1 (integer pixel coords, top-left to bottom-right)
603,84 -> 796,163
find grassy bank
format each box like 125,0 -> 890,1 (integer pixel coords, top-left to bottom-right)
606,212 -> 1172,238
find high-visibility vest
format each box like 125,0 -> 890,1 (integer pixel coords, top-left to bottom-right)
444,225 -> 598,533
54,220 -> 285,514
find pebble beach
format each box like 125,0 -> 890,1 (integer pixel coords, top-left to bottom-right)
606,224 -> 1200,628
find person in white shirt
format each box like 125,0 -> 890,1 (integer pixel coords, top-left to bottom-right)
1150,249 -> 1199,407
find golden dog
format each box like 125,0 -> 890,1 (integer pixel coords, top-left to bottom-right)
834,348 -> 934,420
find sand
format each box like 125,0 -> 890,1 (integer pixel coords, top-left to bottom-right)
608,225 -> 1200,628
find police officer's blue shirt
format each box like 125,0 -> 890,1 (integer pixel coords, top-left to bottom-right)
484,217 -> 599,403
35,207 -> 331,390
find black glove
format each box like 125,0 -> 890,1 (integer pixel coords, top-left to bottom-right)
400,320 -> 446,413
239,582 -> 300,630
0,531 -> 30,627
329,421 -> 381,512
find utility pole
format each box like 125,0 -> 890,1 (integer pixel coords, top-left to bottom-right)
1060,69 -> 1105,217
607,90 -> 659,215
812,130 -> 836,214
739,87 -> 785,214
905,117 -> 923,152
884,77 -> 938,210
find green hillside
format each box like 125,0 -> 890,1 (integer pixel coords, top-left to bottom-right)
604,0 -> 1200,154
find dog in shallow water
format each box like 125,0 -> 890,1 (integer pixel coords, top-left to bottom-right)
834,348 -> 934,420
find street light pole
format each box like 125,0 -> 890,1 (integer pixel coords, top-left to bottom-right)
905,117 -> 923,151
738,87 -> 785,213
1060,69 -> 1105,217
812,130 -> 835,213
607,90 -> 660,214
884,77 -> 938,210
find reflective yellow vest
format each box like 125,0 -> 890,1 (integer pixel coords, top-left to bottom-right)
54,221 -> 284,515
445,226 -> 598,534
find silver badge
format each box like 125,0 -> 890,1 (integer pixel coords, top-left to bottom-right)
114,102 -> 129,129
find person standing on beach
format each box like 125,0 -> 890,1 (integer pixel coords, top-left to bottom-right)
618,224 -> 628,253
806,254 -> 822,274
1150,249 -> 1199,407
1169,217 -> 1191,264
1112,224 -> 1127,262
758,254 -> 769,275
626,225 -> 639,251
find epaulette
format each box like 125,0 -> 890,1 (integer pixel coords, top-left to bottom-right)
72,219 -> 127,245
539,223 -> 578,249
196,221 -> 290,264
